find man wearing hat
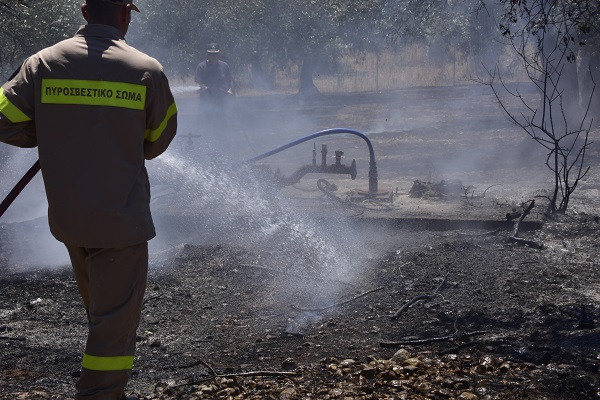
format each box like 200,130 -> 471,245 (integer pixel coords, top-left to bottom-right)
195,43 -> 234,98
194,43 -> 234,148
0,0 -> 177,399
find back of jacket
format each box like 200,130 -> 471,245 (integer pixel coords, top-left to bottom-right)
0,24 -> 178,248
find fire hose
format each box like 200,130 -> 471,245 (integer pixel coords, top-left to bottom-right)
1,128 -> 377,220
0,159 -> 40,218
0,65 -> 42,219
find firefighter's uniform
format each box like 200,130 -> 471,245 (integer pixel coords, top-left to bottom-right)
0,23 -> 177,399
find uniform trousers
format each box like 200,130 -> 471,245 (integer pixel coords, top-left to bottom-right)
65,242 -> 148,400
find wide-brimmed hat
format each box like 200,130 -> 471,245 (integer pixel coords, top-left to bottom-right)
207,43 -> 221,54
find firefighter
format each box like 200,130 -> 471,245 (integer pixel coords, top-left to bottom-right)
194,43 -> 235,151
0,1 -> 177,399
195,43 -> 235,99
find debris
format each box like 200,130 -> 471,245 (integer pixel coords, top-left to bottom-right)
409,179 -> 464,199
391,273 -> 449,320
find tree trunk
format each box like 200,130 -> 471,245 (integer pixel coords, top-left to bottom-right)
250,51 -> 274,90
298,56 -> 319,95
576,47 -> 600,119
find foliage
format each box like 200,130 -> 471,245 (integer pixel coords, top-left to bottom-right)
0,0 -> 506,91
0,0 -> 596,95
0,0 -> 80,78
498,0 -> 600,60
381,1 -> 500,61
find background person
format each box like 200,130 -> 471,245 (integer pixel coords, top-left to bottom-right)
194,43 -> 235,152
195,42 -> 234,99
0,0 -> 177,399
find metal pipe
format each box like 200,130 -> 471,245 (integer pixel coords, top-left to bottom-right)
243,128 -> 378,193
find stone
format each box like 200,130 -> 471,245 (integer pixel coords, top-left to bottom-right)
391,348 -> 411,363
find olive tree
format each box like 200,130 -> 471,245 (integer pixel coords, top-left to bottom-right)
0,0 -> 80,77
129,0 -> 386,93
381,0 -> 504,81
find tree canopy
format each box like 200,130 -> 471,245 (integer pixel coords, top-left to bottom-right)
0,0 -> 598,93
0,0 -> 79,77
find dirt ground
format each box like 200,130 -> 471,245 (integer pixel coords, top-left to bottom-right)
1,85 -> 600,399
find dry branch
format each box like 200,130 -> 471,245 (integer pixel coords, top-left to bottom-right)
291,286 -> 384,313
390,273 -> 449,320
504,200 -> 544,248
174,358 -> 297,388
513,200 -> 535,237
508,236 -> 544,249
142,293 -> 162,305
0,336 -> 26,341
379,330 -> 489,348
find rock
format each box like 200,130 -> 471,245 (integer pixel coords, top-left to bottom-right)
459,392 -> 479,400
403,365 -> 418,373
360,366 -> 376,379
473,364 -> 488,374
279,387 -> 296,399
499,362 -> 511,373
453,377 -> 470,390
391,348 -> 411,363
403,357 -> 422,367
360,385 -> 374,394
281,358 -> 297,371
380,370 -> 397,381
218,387 -> 238,396
199,384 -> 217,394
339,359 -> 357,367
435,388 -> 453,398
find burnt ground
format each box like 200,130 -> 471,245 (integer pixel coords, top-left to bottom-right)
1,214 -> 600,400
2,85 -> 600,399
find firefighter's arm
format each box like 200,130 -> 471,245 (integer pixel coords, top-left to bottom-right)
144,70 -> 177,160
0,63 -> 37,148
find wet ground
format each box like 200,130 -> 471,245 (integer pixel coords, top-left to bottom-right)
1,85 -> 600,399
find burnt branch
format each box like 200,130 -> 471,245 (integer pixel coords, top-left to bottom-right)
380,330 -> 489,348
508,236 -> 544,249
174,358 -> 297,388
390,273 -> 449,320
0,335 -> 26,341
512,200 -> 535,237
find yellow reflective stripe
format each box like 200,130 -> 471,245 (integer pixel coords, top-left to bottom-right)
145,101 -> 177,142
0,87 -> 32,123
41,79 -> 146,110
81,354 -> 134,371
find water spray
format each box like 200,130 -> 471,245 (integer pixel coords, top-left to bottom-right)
1,128 -> 384,220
